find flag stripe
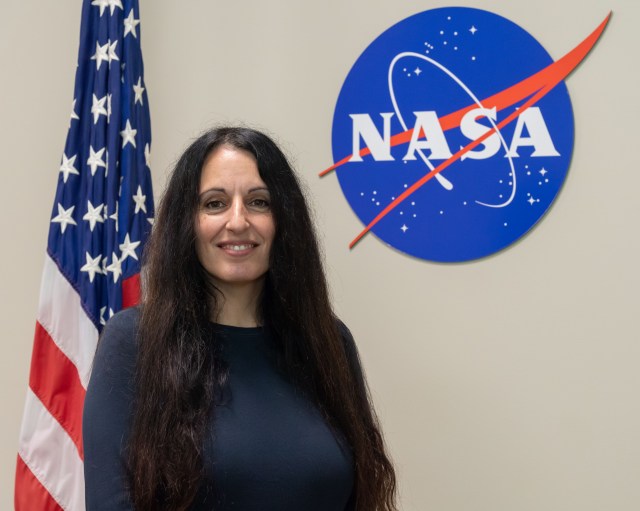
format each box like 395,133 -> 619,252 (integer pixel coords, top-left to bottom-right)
30,321 -> 86,458
18,388 -> 86,511
38,254 -> 99,389
15,455 -> 64,511
122,273 -> 141,308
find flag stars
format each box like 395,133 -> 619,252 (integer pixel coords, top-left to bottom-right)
119,233 -> 141,261
107,94 -> 112,122
91,41 -> 110,69
133,77 -> 145,105
51,204 -> 77,233
91,0 -> 109,16
106,252 -> 123,283
80,252 -> 103,283
108,0 -> 123,15
144,143 -> 151,167
70,99 -> 80,124
109,202 -> 119,231
124,9 -> 140,38
121,120 -> 137,148
133,185 -> 147,214
83,201 -> 105,231
87,146 -> 107,176
107,40 -> 119,65
59,153 -> 79,183
91,94 -> 108,124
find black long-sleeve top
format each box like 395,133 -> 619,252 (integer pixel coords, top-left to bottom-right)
82,307 -> 355,510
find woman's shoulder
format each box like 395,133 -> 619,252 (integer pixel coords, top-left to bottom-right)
94,306 -> 140,371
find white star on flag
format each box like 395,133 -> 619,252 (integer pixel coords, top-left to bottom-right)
51,204 -> 77,233
87,146 -> 107,176
70,99 -> 80,124
132,185 -> 147,214
119,233 -> 141,261
109,202 -> 119,231
107,93 -> 112,122
91,94 -> 108,124
83,201 -> 105,231
106,252 -> 123,282
144,143 -> 151,167
90,41 -> 110,69
59,153 -> 79,183
80,252 -> 103,282
107,40 -> 119,65
91,0 -> 109,16
133,77 -> 145,105
108,0 -> 123,15
121,120 -> 137,148
124,9 -> 140,38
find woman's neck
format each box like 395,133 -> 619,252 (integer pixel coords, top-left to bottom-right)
211,279 -> 263,327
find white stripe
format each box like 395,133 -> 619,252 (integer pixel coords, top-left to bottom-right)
37,254 -> 99,388
18,388 -> 85,511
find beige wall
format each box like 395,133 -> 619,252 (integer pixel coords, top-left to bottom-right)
2,0 -> 638,509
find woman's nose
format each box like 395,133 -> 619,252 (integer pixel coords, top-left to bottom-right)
225,199 -> 250,231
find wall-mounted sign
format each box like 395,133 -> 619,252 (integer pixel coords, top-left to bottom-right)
322,7 -> 608,262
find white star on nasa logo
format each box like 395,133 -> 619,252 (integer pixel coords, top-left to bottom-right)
80,252 -> 103,283
83,201 -> 105,231
51,204 -> 77,233
124,9 -> 140,38
59,153 -> 79,183
401,224 -> 409,233
121,119 -> 137,148
132,185 -> 147,214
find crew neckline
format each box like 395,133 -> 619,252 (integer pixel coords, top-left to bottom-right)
209,322 -> 265,337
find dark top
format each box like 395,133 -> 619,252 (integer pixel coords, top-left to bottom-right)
83,307 -> 356,510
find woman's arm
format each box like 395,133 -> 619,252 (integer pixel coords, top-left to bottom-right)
82,308 -> 139,510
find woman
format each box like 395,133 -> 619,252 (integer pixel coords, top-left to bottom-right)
83,127 -> 396,510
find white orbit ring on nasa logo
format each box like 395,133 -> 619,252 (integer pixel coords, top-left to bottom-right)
388,51 -> 517,208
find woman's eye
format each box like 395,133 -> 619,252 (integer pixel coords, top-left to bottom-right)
204,199 -> 225,209
249,198 -> 270,209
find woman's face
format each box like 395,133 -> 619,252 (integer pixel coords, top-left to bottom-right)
195,145 -> 275,293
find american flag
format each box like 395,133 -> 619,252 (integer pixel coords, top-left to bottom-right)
15,0 -> 153,508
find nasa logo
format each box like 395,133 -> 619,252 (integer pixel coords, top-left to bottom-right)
322,7 -> 608,262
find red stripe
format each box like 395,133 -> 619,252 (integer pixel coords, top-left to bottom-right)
122,272 -> 141,308
15,455 -> 64,511
29,322 -> 86,459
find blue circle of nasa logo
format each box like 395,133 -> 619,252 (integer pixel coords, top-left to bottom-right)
331,7 -> 574,262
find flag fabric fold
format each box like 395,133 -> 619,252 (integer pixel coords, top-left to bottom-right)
15,0 -> 153,508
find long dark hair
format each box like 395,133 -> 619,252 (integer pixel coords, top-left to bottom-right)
128,127 -> 396,510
